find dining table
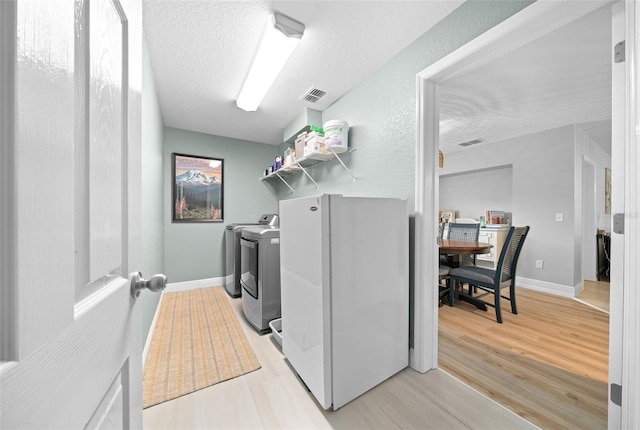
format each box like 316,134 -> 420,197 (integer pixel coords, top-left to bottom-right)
438,239 -> 493,309
438,239 -> 493,261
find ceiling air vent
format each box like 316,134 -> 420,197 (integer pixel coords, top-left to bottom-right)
301,86 -> 326,104
459,138 -> 484,147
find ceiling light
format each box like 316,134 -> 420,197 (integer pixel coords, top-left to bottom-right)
236,12 -> 305,112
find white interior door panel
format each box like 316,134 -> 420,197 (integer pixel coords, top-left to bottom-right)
0,0 -> 143,428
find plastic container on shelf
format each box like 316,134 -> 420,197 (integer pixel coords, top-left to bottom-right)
283,148 -> 294,167
304,132 -> 325,156
295,132 -> 306,160
323,120 -> 349,154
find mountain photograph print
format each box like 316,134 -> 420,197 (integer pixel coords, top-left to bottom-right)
172,153 -> 224,222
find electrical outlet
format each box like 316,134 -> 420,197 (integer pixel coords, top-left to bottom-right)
536,260 -> 544,269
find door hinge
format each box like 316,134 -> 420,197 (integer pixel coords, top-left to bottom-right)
614,40 -> 625,63
613,213 -> 624,234
611,383 -> 622,406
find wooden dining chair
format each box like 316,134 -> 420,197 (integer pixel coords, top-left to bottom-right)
439,222 -> 480,301
447,226 -> 530,323
438,266 -> 453,307
445,223 -> 480,266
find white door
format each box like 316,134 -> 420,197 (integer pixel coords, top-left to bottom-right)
0,0 -> 150,428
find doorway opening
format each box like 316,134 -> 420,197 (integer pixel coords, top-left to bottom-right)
414,1 -> 620,428
578,156 -> 611,313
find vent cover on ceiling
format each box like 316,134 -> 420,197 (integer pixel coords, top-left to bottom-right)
459,138 -> 484,147
300,86 -> 326,103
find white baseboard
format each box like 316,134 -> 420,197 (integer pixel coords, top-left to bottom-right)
164,276 -> 226,293
574,281 -> 584,296
516,276 -> 576,298
143,276 -> 228,366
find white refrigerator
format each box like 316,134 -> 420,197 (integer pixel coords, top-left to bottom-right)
279,194 -> 409,410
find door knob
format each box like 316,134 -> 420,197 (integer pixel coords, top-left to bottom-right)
130,272 -> 167,298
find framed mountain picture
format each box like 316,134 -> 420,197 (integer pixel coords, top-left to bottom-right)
172,153 -> 224,222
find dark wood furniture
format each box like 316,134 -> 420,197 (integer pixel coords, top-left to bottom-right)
438,240 -> 493,307
438,239 -> 493,258
448,226 -> 530,323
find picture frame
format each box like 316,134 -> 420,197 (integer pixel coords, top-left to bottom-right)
439,210 -> 456,224
605,167 -> 611,215
172,153 -> 224,222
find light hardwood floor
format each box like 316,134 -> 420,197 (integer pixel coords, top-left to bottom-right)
144,290 -> 536,430
439,287 -> 609,430
577,280 -> 610,313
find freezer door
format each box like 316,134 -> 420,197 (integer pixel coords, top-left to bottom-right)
280,195 -> 333,409
328,196 -> 409,409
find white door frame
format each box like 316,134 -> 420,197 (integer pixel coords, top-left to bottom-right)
413,0 -> 640,426
609,4 -> 626,426
581,155 -> 597,282
619,1 -> 640,426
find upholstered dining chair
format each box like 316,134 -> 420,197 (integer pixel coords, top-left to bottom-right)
447,226 -> 530,323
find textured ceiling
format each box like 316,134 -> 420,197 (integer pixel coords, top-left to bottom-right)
438,4 -> 612,154
144,2 -> 612,152
143,0 -> 464,145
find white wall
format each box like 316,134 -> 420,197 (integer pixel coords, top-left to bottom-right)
440,165 -> 513,221
442,126 -> 577,291
576,125 -> 612,233
574,125 -> 612,284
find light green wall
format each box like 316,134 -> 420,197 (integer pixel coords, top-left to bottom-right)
268,1 -> 534,347
155,1 -> 535,289
272,0 -> 534,202
163,127 -> 278,283
140,39 -> 165,348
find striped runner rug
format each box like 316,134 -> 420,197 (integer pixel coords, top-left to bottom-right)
143,286 -> 261,408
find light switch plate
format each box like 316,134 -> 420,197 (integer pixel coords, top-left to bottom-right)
555,213 -> 564,222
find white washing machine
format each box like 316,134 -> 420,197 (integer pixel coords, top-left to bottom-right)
240,226 -> 281,332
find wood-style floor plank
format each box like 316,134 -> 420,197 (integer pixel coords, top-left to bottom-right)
439,287 -> 609,430
144,288 -> 536,430
577,280 -> 610,313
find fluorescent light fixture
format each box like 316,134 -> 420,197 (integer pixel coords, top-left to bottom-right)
236,12 -> 305,112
